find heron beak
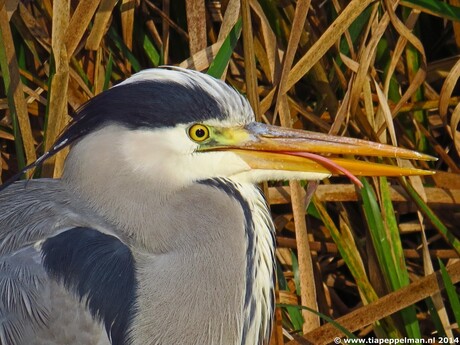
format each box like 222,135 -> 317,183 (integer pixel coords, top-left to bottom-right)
200,122 -> 436,187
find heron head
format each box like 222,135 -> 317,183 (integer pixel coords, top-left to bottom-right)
6,67 -> 435,193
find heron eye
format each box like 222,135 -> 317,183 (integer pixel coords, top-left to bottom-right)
188,124 -> 210,142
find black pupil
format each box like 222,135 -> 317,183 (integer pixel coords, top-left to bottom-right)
195,128 -> 206,138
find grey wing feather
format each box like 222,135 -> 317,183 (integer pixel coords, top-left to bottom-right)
0,179 -> 112,345
0,247 -> 50,345
0,179 -> 112,255
0,179 -> 81,255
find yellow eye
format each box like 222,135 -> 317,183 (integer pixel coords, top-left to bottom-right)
188,124 -> 210,142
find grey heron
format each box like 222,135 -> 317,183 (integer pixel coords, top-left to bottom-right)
0,67 -> 434,345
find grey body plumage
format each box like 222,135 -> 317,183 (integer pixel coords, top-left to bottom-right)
0,68 -> 275,345
0,178 -> 275,345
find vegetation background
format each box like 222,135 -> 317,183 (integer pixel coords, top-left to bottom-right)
0,0 -> 459,343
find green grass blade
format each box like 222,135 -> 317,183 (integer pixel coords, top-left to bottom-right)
286,304 -> 304,333
312,198 -> 378,303
103,53 -> 114,91
338,6 -> 373,58
0,29 -> 26,171
379,177 -> 421,338
438,260 -> 460,326
277,303 -> 357,339
379,177 -> 407,285
257,0 -> 282,39
312,197 -> 400,337
402,8 -> 428,153
306,201 -> 321,220
425,297 -> 447,338
142,31 -> 161,67
360,178 -> 422,337
70,56 -> 91,89
207,18 -> 242,79
42,56 -> 55,157
107,27 -> 142,72
401,177 -> 460,255
276,262 -> 304,331
401,0 -> 460,22
360,178 -> 399,289
277,261 -> 288,290
291,250 -> 301,296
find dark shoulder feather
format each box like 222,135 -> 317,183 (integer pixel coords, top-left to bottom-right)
42,227 -> 138,345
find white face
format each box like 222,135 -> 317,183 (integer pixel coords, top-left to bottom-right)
63,123 -> 331,194
119,123 -> 331,187
63,124 -> 251,191
119,125 -> 253,188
